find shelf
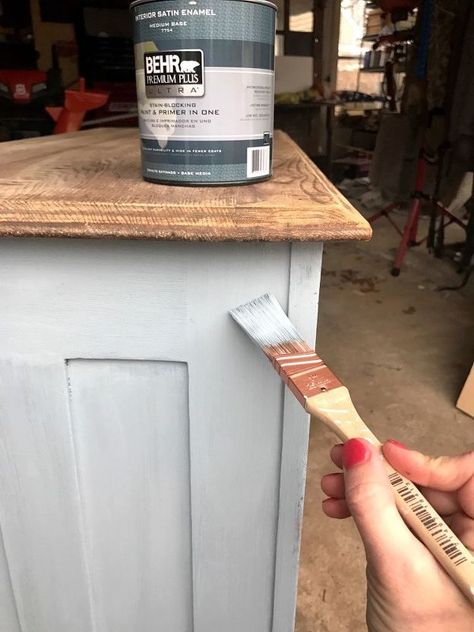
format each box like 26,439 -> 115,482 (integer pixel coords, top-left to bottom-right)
359,67 -> 405,73
275,100 -> 338,109
362,29 -> 415,44
337,102 -> 383,111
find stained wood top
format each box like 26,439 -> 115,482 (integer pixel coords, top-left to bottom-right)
0,128 -> 371,242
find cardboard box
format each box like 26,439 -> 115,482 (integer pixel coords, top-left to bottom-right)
457,363 -> 474,418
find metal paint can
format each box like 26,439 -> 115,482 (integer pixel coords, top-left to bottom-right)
130,0 -> 276,185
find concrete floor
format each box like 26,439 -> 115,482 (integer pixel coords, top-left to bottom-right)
295,212 -> 474,631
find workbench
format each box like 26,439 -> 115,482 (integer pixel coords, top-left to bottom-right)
0,128 -> 370,632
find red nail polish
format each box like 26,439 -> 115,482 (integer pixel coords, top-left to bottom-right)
386,439 -> 408,449
342,438 -> 371,469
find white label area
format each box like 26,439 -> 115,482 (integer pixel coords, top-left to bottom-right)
136,67 -> 274,144
247,146 -> 270,178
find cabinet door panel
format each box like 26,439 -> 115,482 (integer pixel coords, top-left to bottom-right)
67,359 -> 192,632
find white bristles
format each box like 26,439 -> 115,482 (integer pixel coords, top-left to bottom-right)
230,293 -> 311,354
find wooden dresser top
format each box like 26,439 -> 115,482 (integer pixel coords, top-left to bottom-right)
0,128 -> 371,242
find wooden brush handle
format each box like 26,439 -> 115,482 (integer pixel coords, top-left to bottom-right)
306,385 -> 474,606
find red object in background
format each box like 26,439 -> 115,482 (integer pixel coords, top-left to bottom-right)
0,70 -> 48,103
368,153 -> 467,276
89,81 -> 138,127
46,78 -> 109,134
377,0 -> 419,10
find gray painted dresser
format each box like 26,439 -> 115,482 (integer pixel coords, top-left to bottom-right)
0,128 -> 370,632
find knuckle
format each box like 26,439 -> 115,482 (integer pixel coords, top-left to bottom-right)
345,481 -> 387,517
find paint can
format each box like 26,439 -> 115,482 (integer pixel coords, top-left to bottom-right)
130,0 -> 276,185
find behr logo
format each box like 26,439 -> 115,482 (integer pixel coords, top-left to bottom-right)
144,49 -> 204,98
179,60 -> 200,73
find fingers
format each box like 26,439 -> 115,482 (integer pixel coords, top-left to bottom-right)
321,455 -> 348,519
383,440 -> 474,492
419,487 -> 460,516
322,497 -> 350,519
330,443 -> 343,469
458,471 -> 474,520
321,472 -> 345,499
326,442 -> 463,517
323,440 -> 473,580
341,438 -> 416,563
383,440 -> 474,519
448,512 -> 474,551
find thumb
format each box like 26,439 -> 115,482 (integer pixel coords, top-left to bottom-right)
343,438 -> 415,564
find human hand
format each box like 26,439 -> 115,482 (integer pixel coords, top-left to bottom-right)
321,438 -> 474,632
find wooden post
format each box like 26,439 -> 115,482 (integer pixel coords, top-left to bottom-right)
313,0 -> 324,88
29,0 -> 78,85
284,0 -> 290,55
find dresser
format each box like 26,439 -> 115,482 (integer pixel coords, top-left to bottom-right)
0,128 -> 370,632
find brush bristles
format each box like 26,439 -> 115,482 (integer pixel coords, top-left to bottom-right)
231,293 -> 343,402
230,293 -> 312,356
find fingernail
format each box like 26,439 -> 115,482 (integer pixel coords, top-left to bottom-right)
386,439 -> 408,449
342,438 -> 372,469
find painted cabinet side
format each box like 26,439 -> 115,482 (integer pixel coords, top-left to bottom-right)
272,243 -> 323,632
0,239 -> 323,632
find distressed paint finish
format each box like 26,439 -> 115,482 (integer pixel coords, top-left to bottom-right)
0,360 -> 93,632
0,238 -> 322,632
0,532 -> 21,632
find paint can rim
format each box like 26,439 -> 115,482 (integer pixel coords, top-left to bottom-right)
130,0 -> 277,11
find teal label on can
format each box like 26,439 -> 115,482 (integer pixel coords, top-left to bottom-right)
131,0 -> 276,185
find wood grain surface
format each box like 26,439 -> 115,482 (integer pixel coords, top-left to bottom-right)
0,128 -> 371,242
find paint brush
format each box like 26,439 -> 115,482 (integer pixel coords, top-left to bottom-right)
230,293 -> 474,605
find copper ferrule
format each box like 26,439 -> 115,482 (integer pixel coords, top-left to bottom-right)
270,351 -> 343,406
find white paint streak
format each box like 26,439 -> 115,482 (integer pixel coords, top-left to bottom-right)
279,359 -> 322,368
